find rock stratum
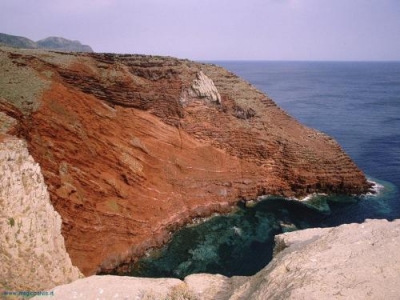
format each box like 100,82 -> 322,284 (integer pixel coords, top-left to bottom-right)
0,47 -> 371,276
34,219 -> 400,300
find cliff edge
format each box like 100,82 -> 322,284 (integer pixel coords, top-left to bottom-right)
0,135 -> 82,292
0,47 -> 371,275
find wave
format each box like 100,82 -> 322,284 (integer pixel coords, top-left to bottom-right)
366,179 -> 385,196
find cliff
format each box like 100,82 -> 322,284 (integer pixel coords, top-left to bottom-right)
35,219 -> 400,300
0,46 -> 371,275
0,135 -> 82,292
0,33 -> 93,52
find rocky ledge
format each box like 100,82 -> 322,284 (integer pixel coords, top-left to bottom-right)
0,47 -> 371,275
35,219 -> 400,300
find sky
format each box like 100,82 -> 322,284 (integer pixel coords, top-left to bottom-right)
1,0 -> 399,61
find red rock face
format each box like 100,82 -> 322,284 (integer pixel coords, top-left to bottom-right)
0,49 -> 371,275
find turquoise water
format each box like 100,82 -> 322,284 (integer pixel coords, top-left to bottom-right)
122,61 -> 400,279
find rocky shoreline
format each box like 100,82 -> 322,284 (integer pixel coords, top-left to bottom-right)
0,46 -> 375,291
33,219 -> 400,300
2,145 -> 397,299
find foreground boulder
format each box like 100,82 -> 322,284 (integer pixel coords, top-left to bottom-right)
0,47 -> 371,275
233,218 -> 400,299
40,219 -> 400,300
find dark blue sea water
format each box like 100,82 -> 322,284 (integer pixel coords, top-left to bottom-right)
123,61 -> 400,279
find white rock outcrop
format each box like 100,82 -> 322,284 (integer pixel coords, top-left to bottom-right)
36,218 -> 400,300
180,71 -> 222,106
0,136 -> 82,291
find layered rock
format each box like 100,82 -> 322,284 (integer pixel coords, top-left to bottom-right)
37,219 -> 400,300
0,47 -> 371,275
0,136 -> 82,291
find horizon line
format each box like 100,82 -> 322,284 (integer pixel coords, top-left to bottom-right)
199,59 -> 400,63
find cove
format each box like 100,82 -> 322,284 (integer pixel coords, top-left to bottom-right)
115,178 -> 398,279
113,61 -> 400,279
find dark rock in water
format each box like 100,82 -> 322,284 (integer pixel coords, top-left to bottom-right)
0,46 -> 371,276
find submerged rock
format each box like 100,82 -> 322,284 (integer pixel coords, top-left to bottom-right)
40,219 -> 400,300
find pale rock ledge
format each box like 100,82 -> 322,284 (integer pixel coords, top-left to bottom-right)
0,136 -> 82,292
35,218 -> 400,300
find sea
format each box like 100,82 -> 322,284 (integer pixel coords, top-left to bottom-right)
123,61 -> 400,279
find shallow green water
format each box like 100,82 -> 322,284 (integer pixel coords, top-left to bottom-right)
117,179 -> 398,279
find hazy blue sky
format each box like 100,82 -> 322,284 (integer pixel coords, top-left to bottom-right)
1,0 -> 399,60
